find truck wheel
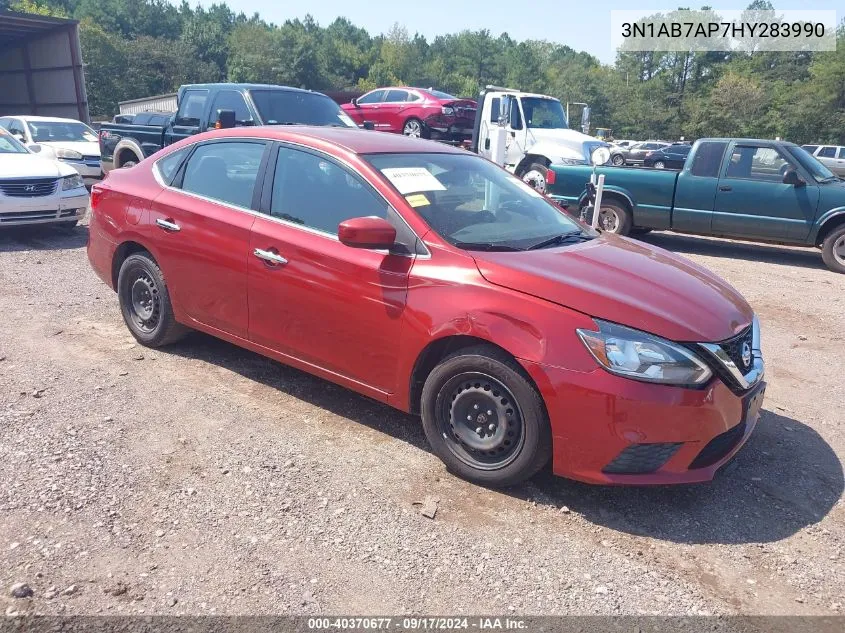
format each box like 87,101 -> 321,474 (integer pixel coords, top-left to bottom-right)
611,154 -> 625,166
821,224 -> 845,274
420,344 -> 552,487
596,200 -> 632,235
520,163 -> 550,194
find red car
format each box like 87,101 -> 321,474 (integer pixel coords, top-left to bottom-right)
341,87 -> 476,141
88,127 -> 766,487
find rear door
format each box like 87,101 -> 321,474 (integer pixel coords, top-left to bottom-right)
247,143 -> 414,394
164,88 -> 208,145
149,139 -> 269,338
712,143 -> 819,240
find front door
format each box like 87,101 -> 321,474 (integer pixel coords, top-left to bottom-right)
503,96 -> 528,170
349,89 -> 387,130
149,139 -> 268,338
713,144 -> 819,240
247,144 -> 413,393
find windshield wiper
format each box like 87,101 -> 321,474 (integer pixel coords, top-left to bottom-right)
526,231 -> 592,250
452,241 -> 525,252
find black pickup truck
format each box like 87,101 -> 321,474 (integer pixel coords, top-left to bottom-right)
99,83 -> 359,172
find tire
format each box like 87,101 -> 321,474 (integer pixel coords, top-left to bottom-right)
595,199 -> 632,235
117,252 -> 188,347
520,162 -> 550,194
653,160 -> 666,169
821,224 -> 845,274
420,344 -> 552,487
402,118 -> 427,139
121,159 -> 138,168
611,154 -> 625,166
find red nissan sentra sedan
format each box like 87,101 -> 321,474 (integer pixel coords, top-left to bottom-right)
87,127 -> 766,487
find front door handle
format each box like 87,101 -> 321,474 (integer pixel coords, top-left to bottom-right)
155,218 -> 180,232
253,248 -> 288,266
719,185 -> 732,192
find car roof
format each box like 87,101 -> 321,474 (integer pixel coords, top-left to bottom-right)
181,83 -> 317,94
188,126 -> 468,156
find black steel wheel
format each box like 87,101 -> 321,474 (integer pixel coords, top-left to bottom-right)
421,344 -> 551,486
117,252 -> 188,347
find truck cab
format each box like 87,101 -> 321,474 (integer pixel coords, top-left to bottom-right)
469,86 -> 608,194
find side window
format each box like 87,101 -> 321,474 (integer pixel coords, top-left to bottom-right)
154,147 -> 190,185
725,146 -> 789,181
689,141 -> 728,177
489,98 -> 500,123
175,89 -> 209,127
802,145 -> 818,154
385,89 -> 408,103
9,120 -> 26,136
0,118 -> 8,130
270,147 -> 388,234
179,141 -> 265,208
357,90 -> 385,105
406,92 -> 422,102
209,90 -> 252,125
838,148 -> 845,159
818,146 -> 837,158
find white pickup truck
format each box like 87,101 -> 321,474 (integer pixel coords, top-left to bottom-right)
468,86 -> 608,194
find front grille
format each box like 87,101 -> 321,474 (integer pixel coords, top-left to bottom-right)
82,155 -> 99,162
720,325 -> 754,372
689,421 -> 746,469
0,178 -> 58,198
602,442 -> 682,474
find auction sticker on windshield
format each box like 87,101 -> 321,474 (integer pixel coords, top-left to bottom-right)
405,194 -> 430,207
381,167 -> 446,195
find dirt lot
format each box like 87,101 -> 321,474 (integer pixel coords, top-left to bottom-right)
0,221 -> 843,617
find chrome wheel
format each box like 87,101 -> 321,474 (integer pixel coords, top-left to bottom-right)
128,271 -> 160,333
654,161 -> 666,169
403,119 -> 422,137
611,154 -> 625,166
522,169 -> 547,194
436,372 -> 525,470
598,206 -> 622,233
834,234 -> 845,266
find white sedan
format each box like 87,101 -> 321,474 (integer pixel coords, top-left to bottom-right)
0,115 -> 102,186
0,130 -> 89,229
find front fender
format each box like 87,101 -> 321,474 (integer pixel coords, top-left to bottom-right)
810,207 -> 845,244
524,140 -> 585,167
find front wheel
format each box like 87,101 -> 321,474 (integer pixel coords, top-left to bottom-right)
420,345 -> 551,487
821,224 -> 845,274
520,163 -> 550,194
117,252 -> 188,347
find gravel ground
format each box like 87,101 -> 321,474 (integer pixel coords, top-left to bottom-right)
0,222 -> 843,617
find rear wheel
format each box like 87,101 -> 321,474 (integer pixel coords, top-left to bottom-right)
117,252 -> 188,347
653,160 -> 666,169
520,163 -> 550,194
402,118 -> 427,139
420,345 -> 551,487
821,224 -> 845,274
611,154 -> 625,166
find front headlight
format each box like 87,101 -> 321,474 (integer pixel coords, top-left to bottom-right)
56,148 -> 83,160
441,106 -> 454,115
577,319 -> 712,386
61,174 -> 84,190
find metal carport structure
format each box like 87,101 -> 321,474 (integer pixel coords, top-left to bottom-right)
0,10 -> 89,123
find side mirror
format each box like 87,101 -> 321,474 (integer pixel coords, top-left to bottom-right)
338,216 -> 396,249
215,109 -> 236,129
27,144 -> 42,153
362,120 -> 375,130
351,97 -> 359,107
782,168 -> 805,187
591,146 -> 611,166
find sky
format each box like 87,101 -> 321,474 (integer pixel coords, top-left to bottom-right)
196,0 -> 841,65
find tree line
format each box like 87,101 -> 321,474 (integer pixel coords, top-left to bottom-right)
5,0 -> 844,144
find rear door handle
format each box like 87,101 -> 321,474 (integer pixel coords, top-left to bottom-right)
719,185 -> 732,192
253,248 -> 288,266
155,218 -> 180,232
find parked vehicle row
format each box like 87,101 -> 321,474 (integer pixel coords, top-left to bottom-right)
802,144 -> 845,177
549,138 -> 845,273
87,125 -> 766,487
643,143 -> 691,169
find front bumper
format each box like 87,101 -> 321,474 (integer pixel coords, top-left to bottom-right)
522,360 -> 765,485
424,114 -> 475,140
61,159 -> 103,185
0,189 -> 89,227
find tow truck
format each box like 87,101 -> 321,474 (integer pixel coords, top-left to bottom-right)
467,86 -> 609,193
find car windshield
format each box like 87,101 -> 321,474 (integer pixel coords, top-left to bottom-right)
366,152 -> 589,250
0,132 -> 28,154
786,145 -> 837,182
28,120 -> 97,143
249,90 -> 357,128
428,89 -> 458,100
521,97 -> 567,129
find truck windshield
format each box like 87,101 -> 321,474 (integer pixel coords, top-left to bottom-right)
249,90 -> 357,128
0,132 -> 28,154
366,152 -> 588,251
522,98 -> 567,129
785,145 -> 838,182
28,120 -> 97,143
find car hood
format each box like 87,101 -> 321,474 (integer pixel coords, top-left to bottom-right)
472,235 -> 753,343
38,140 -> 99,156
0,153 -> 73,178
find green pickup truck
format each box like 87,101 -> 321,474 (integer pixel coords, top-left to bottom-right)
548,138 -> 845,273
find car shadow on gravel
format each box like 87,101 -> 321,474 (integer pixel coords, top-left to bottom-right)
638,232 -> 826,270
524,409 -> 843,545
165,333 -> 842,546
0,224 -> 89,252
